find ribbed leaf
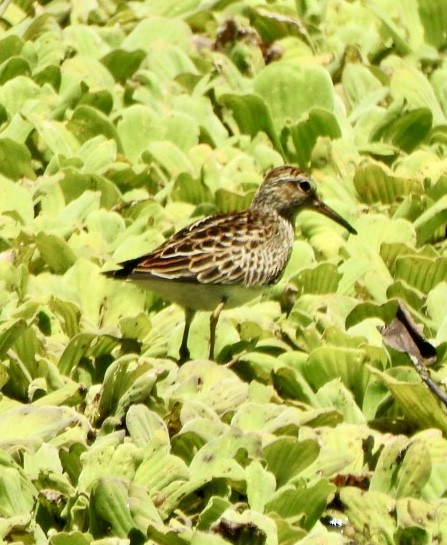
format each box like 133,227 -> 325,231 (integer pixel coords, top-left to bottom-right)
264,437 -> 320,487
370,367 -> 447,434
354,163 -> 423,204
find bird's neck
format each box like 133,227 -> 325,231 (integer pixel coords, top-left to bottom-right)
251,204 -> 296,224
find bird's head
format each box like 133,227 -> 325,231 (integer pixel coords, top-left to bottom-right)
251,166 -> 356,234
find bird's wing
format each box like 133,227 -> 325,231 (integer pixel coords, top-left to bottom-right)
115,209 -> 284,286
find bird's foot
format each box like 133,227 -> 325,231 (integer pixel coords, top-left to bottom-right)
178,345 -> 190,365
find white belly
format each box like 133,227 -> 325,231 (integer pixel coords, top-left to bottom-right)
128,277 -> 265,311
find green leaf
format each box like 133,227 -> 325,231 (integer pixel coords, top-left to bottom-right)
173,94 -> 228,146
218,93 -> 283,153
364,0 -> 413,55
172,172 -> 213,205
129,482 -> 163,529
395,255 -> 447,293
134,449 -> 189,518
264,438 -> 320,487
386,280 -> 424,312
254,64 -> 335,132
0,405 -> 90,448
288,108 -> 341,167
370,437 -> 431,498
0,35 -> 23,65
413,430 -> 447,500
60,56 -> 116,94
164,112 -> 200,151
196,497 -> 231,532
78,88 -> 113,114
271,366 -> 322,406
354,162 -> 423,204
0,57 -> 31,84
58,332 -> 123,377
394,523 -> 429,544
59,170 -> 121,209
36,232 -> 77,274
49,531 -> 91,545
101,49 -> 145,83
265,480 -> 335,531
32,383 -> 86,408
248,6 -> 312,43
147,44 -> 198,79
78,434 -> 141,492
370,367 -> 447,434
98,356 -> 159,422
126,404 -> 169,449
63,24 -> 110,58
24,14 -> 62,41
418,0 -> 447,48
142,0 -> 201,17
144,140 -> 194,177
293,263 -> 341,294
117,104 -> 164,163
340,488 -> 395,543
146,524 -> 191,545
342,63 -> 384,110
89,478 -> 136,538
67,104 -> 123,152
0,138 -> 34,181
303,346 -> 372,406
49,298 -> 81,338
0,175 -> 34,223
246,460 -> 276,513
0,75 -> 42,116
29,117 -> 80,157
379,108 -> 432,152
0,319 -> 28,359
390,66 -> 445,125
33,64 -> 61,90
0,454 -> 36,517
413,194 -> 447,245
175,360 -> 249,415
122,17 -> 192,51
346,300 -> 400,330
78,135 -> 117,174
316,379 -> 366,424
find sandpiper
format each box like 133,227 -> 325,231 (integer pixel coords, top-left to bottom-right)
104,166 -> 356,361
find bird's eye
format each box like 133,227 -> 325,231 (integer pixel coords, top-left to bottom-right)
299,180 -> 311,192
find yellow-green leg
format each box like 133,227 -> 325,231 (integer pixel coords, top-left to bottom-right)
179,308 -> 195,363
209,299 -> 226,360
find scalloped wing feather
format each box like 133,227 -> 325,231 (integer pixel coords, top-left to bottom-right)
122,209 -> 293,287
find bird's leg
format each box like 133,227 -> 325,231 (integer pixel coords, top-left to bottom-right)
209,298 -> 226,360
179,308 -> 195,363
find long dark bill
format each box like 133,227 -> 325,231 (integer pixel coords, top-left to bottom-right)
312,200 -> 357,235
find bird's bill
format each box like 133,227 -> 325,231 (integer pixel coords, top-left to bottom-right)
311,200 -> 357,234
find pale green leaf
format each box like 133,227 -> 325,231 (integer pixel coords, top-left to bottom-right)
254,64 -> 335,132
369,367 -> 447,434
0,176 -> 34,223
390,66 -> 445,125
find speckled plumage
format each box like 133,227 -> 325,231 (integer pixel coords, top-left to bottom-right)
105,166 -> 356,361
118,210 -> 294,288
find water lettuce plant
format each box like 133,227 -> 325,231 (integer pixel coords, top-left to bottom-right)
0,0 -> 447,544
